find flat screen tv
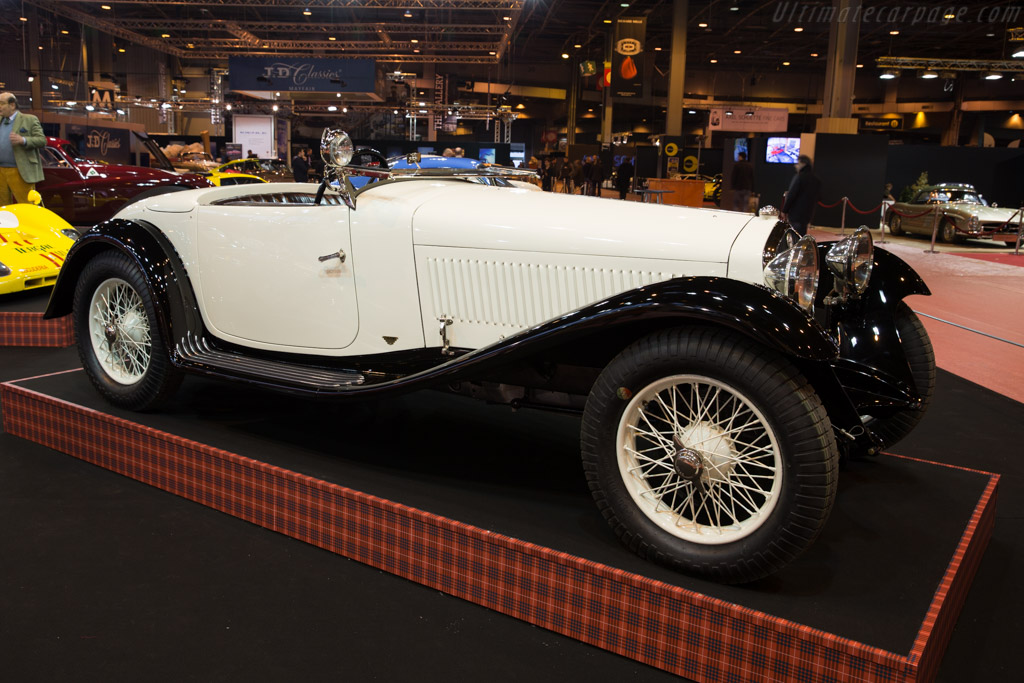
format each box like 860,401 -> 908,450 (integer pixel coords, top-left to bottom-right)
766,137 -> 801,164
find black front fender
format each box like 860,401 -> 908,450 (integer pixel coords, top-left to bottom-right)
45,218 -> 202,345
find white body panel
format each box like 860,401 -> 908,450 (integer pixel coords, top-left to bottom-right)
114,180 -> 778,357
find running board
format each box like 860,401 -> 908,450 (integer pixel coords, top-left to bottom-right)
175,334 -> 365,391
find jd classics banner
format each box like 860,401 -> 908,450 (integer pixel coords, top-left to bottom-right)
228,57 -> 376,93
611,17 -> 645,99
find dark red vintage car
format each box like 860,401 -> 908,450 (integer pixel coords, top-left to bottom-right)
36,137 -> 212,226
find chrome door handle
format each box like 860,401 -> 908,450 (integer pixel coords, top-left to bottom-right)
318,249 -> 346,263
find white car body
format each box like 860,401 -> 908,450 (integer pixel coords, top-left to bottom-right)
118,181 -> 773,357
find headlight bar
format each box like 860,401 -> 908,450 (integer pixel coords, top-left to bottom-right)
824,227 -> 874,300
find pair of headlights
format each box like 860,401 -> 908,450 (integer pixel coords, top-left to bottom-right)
763,227 -> 874,312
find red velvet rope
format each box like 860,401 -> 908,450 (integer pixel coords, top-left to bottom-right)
817,199 -> 843,209
847,201 -> 884,215
886,206 -> 938,219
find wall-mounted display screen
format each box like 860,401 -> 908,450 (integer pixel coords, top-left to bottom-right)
766,137 -> 801,164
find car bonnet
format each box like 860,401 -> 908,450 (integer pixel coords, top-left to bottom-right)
408,181 -> 752,263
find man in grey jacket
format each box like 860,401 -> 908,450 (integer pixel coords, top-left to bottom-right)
0,92 -> 46,205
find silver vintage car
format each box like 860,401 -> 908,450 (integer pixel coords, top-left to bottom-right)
886,182 -> 1022,244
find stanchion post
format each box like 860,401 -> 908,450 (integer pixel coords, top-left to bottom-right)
878,201 -> 890,244
926,206 -> 940,254
841,197 -> 848,235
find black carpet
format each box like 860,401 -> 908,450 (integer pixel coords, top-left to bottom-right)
1,346 -> 1020,682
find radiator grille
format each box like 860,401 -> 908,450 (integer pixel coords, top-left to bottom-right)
424,257 -> 679,329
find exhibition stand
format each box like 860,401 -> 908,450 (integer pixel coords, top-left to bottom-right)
0,369 -> 997,682
0,289 -> 73,347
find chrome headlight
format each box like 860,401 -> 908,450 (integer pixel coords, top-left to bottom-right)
60,228 -> 79,241
0,261 -> 10,277
825,227 -> 873,299
320,128 -> 354,168
968,214 -> 980,232
764,235 -> 819,312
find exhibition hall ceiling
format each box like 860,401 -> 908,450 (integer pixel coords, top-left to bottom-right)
11,0 -> 1024,81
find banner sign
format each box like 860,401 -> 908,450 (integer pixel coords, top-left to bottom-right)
228,57 -> 376,93
708,107 -> 789,133
67,124 -> 131,164
232,114 -> 275,159
860,116 -> 903,131
611,17 -> 646,98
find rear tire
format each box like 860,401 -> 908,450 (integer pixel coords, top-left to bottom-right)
580,327 -> 839,584
73,250 -> 182,410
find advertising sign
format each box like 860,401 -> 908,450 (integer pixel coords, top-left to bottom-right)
611,17 -> 645,98
232,115 -> 275,158
228,57 -> 376,93
708,108 -> 789,133
67,124 -> 131,164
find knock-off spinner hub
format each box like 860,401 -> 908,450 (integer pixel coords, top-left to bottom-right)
673,448 -> 705,481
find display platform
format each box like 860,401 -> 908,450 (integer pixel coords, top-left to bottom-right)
1,370 -> 998,683
0,288 -> 74,347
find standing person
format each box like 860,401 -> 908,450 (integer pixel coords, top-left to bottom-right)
730,151 -> 754,213
571,159 -> 584,194
0,93 -> 45,206
781,155 -> 822,237
292,148 -> 310,182
615,158 -> 634,200
541,158 -> 554,191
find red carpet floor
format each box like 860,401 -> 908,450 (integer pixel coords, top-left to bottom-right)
950,252 -> 1024,267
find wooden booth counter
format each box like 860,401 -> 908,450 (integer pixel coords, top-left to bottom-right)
644,178 -> 705,207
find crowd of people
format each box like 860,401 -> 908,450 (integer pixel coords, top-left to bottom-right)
533,155 -> 615,196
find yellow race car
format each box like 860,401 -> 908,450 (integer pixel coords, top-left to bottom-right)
205,170 -> 267,187
1,196 -> 79,295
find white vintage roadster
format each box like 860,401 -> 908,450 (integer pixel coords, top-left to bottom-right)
46,130 -> 935,583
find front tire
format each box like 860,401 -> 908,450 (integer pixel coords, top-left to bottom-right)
940,218 -> 959,243
73,251 -> 182,410
862,302 -> 935,450
887,213 -> 904,236
581,327 -> 839,584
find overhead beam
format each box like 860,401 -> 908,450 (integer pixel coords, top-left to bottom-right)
877,56 -> 1024,72
39,0 -> 526,9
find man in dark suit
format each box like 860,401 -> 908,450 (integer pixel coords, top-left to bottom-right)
0,92 -> 45,205
292,148 -> 310,182
781,155 -> 822,236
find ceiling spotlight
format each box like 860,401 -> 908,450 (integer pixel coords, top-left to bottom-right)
733,49 -> 742,54
51,84 -> 59,90
810,52 -> 819,57
698,22 -> 708,28
328,105 -> 337,111
67,101 -> 76,106
410,39 -> 418,43
725,110 -> 733,116
561,53 -> 570,59
688,109 -> 697,114
116,109 -> 125,115
745,110 -> 754,117
603,19 -> 612,24
794,27 -> 803,32
272,104 -> 279,111
393,109 -> 399,114
574,43 -> 581,48
276,92 -> 281,97
730,5 -> 739,11
329,36 -> 336,41
118,48 -> 125,53
1013,48 -> 1024,58
342,107 -> 348,113
920,70 -> 939,79
61,30 -> 68,35
856,64 -> 863,68
782,61 -> 791,66
654,47 -> 662,51
161,33 -> 170,38
19,16 -> 27,22
303,8 -> 312,16
503,16 -> 511,21
85,105 -> 95,111
516,103 -> 525,109
709,58 -> 718,64
404,10 -> 412,18
226,104 -> 232,110
488,51 -> 496,55
27,75 -> 34,82
943,12 -> 956,20
336,92 -> 341,97
101,4 -> 111,9
984,71 -> 1003,80
890,30 -> 900,35
879,69 -> 899,80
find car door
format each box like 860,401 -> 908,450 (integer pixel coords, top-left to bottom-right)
36,147 -> 93,224
905,190 -> 936,234
195,195 -> 358,350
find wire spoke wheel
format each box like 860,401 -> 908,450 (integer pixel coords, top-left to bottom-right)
73,250 -> 182,410
581,327 -> 838,583
617,375 -> 782,544
88,277 -> 153,384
